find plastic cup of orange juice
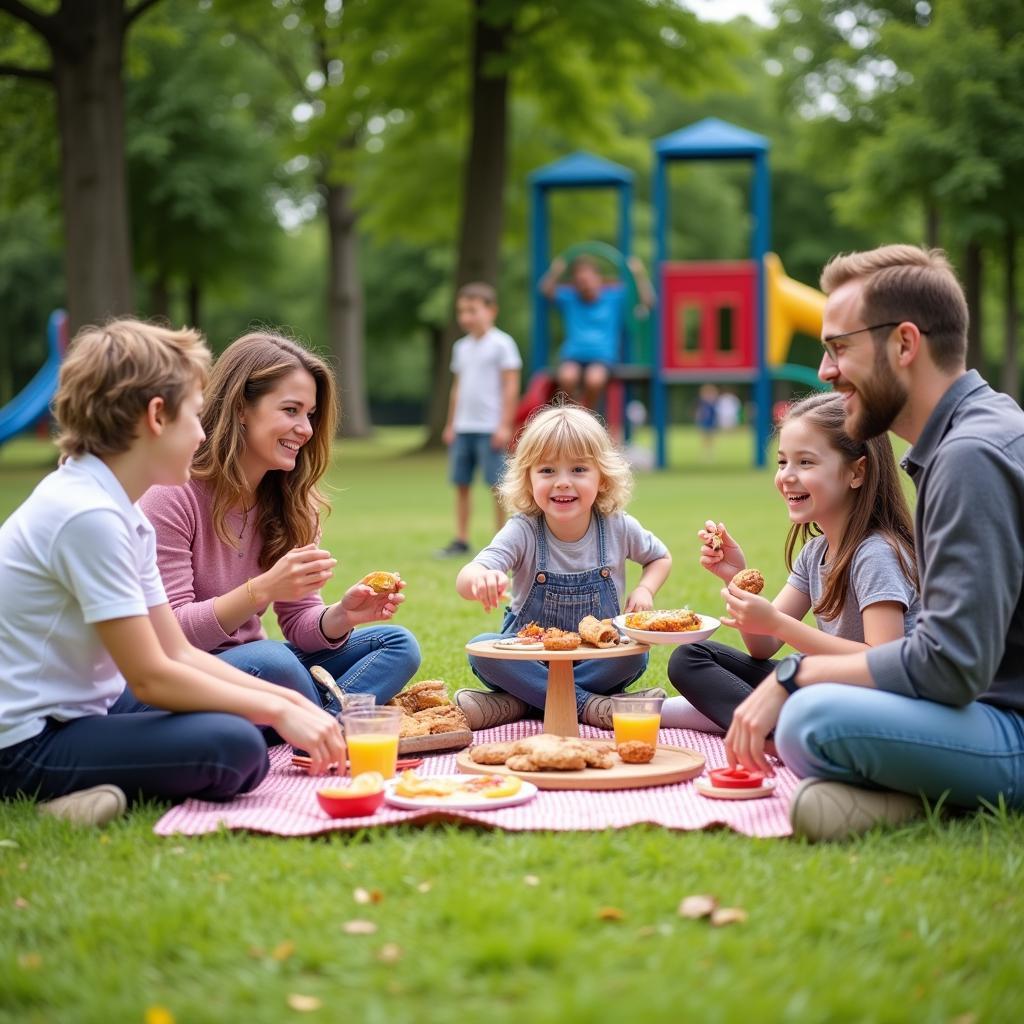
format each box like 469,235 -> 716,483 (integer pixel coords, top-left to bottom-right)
610,694 -> 664,749
342,706 -> 403,779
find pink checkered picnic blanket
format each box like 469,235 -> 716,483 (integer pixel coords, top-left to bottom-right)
153,723 -> 798,838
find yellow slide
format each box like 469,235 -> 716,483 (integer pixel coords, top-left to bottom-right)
765,252 -> 826,366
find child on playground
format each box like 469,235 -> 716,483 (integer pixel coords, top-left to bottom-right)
0,321 -> 345,826
455,404 -> 672,730
437,282 -> 522,558
140,331 -> 420,712
663,391 -> 920,732
540,253 -> 653,410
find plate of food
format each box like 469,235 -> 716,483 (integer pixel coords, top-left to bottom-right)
384,770 -> 538,810
612,610 -> 720,646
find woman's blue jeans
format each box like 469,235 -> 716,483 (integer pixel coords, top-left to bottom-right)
776,684 -> 1024,809
216,624 -> 422,716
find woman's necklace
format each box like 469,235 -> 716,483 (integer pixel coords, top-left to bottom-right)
237,505 -> 251,558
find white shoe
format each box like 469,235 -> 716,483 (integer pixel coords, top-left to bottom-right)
789,778 -> 923,842
38,784 -> 127,827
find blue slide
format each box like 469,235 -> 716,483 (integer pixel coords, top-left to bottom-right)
0,310 -> 66,446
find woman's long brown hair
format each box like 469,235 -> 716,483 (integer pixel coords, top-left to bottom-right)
781,392 -> 917,621
191,331 -> 338,570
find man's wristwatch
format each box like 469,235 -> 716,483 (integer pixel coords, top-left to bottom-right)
775,653 -> 805,695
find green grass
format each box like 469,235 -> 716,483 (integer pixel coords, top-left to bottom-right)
1,428 -> 1022,1023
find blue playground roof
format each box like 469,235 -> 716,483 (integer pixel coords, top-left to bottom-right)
528,151 -> 634,187
654,117 -> 770,159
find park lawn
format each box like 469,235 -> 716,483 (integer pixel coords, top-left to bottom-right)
1,428 -> 1022,1024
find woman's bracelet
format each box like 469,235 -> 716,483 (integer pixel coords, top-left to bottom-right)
246,577 -> 258,607
319,606 -> 351,645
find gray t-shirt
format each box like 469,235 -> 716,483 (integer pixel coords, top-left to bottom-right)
787,532 -> 920,642
473,512 -> 669,613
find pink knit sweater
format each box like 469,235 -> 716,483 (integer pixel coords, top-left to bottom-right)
140,480 -> 342,655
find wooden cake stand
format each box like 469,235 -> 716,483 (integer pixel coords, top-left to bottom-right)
464,638 -> 650,739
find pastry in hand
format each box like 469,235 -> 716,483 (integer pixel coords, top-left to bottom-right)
731,569 -> 765,595
361,570 -> 400,594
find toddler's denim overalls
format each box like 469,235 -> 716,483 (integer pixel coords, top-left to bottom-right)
468,512 -> 649,714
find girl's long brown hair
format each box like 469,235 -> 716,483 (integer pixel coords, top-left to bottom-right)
191,331 -> 338,570
781,391 -> 917,621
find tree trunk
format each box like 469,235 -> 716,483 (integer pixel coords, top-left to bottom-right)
423,0 -> 510,447
324,178 -> 372,438
1001,224 -> 1019,402
49,0 -> 135,332
963,239 -> 983,374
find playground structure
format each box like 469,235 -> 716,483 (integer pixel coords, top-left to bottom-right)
0,310 -> 67,447
528,117 -> 827,468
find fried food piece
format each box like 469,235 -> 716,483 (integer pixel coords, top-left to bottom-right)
413,704 -> 470,734
583,745 -> 616,769
505,754 -> 539,772
617,740 -> 655,764
578,615 -> 620,648
398,714 -> 431,738
625,609 -> 702,632
361,570 -> 400,595
517,621 -> 545,640
512,734 -> 587,770
388,679 -> 450,714
469,741 -> 519,765
731,569 -> 765,595
542,628 -> 582,651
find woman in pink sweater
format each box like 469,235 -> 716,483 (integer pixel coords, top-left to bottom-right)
140,332 -> 420,716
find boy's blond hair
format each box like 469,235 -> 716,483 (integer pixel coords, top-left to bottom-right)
53,319 -> 210,458
499,404 -> 632,517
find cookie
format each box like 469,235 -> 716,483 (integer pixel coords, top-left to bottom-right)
617,740 -> 655,764
731,569 -> 765,595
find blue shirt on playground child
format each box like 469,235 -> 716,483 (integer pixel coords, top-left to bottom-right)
555,284 -> 625,365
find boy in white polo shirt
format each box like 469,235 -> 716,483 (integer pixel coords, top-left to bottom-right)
438,282 -> 522,557
0,320 -> 345,825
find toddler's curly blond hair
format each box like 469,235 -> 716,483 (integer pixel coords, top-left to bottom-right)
499,404 -> 633,517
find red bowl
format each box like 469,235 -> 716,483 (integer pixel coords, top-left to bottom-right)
708,767 -> 766,790
316,787 -> 385,818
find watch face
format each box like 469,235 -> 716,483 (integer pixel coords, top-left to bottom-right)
779,655 -> 800,684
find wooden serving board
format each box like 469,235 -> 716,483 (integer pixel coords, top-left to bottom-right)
456,742 -> 705,791
399,730 -> 473,756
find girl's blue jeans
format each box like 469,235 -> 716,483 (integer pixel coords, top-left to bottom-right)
776,684 -> 1024,809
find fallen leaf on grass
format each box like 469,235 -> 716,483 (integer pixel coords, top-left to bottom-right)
709,907 -> 748,927
287,994 -> 322,1012
950,1014 -> 978,1024
678,894 -> 717,919
343,920 -> 377,935
144,1007 -> 175,1024
353,887 -> 383,905
13,897 -> 29,909
271,940 -> 296,962
523,875 -> 540,887
377,943 -> 403,964
17,953 -> 42,970
415,881 -> 432,894
597,906 -> 625,921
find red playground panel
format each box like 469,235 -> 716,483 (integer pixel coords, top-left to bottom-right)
660,261 -> 756,372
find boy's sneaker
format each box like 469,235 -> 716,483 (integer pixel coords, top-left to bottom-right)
38,784 -> 127,827
580,687 -> 668,730
454,688 -> 530,730
436,539 -> 470,558
789,778 -> 923,842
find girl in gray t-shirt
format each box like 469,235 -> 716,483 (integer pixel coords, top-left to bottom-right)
665,392 -> 920,733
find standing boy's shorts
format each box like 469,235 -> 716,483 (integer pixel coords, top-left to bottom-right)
450,432 -> 507,487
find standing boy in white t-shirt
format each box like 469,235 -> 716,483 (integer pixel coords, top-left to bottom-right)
437,282 -> 522,557
0,320 -> 345,825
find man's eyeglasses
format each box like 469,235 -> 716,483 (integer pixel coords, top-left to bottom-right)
821,321 -> 930,361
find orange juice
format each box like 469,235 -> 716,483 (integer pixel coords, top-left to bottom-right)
612,712 -> 661,748
347,733 -> 400,779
